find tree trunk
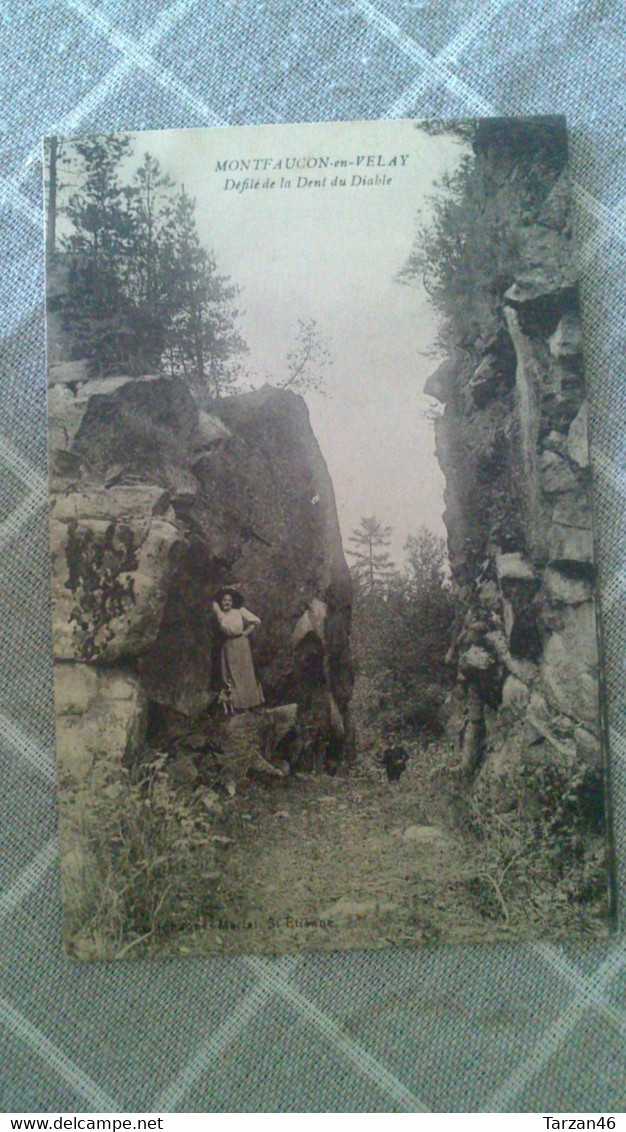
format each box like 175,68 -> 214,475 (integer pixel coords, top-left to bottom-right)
46,137 -> 58,262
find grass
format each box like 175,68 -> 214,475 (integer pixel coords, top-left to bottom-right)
453,757 -> 610,936
63,751 -> 220,959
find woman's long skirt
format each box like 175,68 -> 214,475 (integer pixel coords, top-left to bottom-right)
221,636 -> 264,710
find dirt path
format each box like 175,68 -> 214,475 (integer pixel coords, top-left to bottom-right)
183,748 -> 508,955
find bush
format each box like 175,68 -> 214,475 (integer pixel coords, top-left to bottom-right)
462,758 -> 609,935
66,752 -> 219,958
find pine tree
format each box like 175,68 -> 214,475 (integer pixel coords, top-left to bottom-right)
61,135 -> 137,374
347,516 -> 396,592
404,526 -> 448,601
160,187 -> 248,397
57,142 -> 247,387
349,524 -> 454,734
402,526 -> 453,682
126,155 -> 173,312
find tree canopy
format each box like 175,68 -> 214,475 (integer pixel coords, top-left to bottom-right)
398,118 -> 568,357
46,136 -> 247,394
349,522 -> 454,735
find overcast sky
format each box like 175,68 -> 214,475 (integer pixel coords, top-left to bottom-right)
70,120 -> 468,565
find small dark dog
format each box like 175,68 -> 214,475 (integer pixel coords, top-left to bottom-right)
382,743 -> 409,782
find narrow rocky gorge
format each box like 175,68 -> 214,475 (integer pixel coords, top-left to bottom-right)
46,116 -> 611,954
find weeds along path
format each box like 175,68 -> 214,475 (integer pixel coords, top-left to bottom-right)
185,747 -> 507,955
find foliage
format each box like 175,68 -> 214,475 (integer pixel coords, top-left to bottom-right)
398,153 -> 519,357
159,187 -> 248,397
416,118 -> 477,144
404,526 -> 449,607
61,136 -> 140,374
277,318 -> 332,395
347,515 -> 396,593
351,524 -> 455,737
66,753 -> 219,958
461,759 -> 608,933
51,139 -> 247,391
248,317 -> 333,396
399,121 -> 566,357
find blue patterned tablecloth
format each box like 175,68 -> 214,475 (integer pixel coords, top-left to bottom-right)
1,0 -> 625,1113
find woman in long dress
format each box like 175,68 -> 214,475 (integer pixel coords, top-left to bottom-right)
212,586 -> 265,711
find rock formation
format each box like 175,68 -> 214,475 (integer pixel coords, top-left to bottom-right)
49,369 -> 353,906
425,119 -> 604,809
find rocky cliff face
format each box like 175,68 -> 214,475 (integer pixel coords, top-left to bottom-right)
426,121 -> 603,806
49,374 -> 353,812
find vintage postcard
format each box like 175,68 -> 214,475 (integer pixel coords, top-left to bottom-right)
44,116 -> 615,959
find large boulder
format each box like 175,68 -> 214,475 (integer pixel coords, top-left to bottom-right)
54,663 -> 147,784
50,375 -> 353,769
543,565 -> 593,606
70,375 -> 202,480
541,602 -> 599,724
54,663 -> 147,927
50,486 -> 183,662
139,386 -> 353,758
424,357 -> 458,403
503,225 -> 578,304
548,312 -> 582,358
567,401 -> 590,469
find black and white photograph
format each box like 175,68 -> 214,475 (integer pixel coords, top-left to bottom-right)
45,115 -> 614,960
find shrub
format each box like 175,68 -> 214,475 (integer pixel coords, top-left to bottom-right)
463,758 -> 608,935
66,752 -> 219,958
